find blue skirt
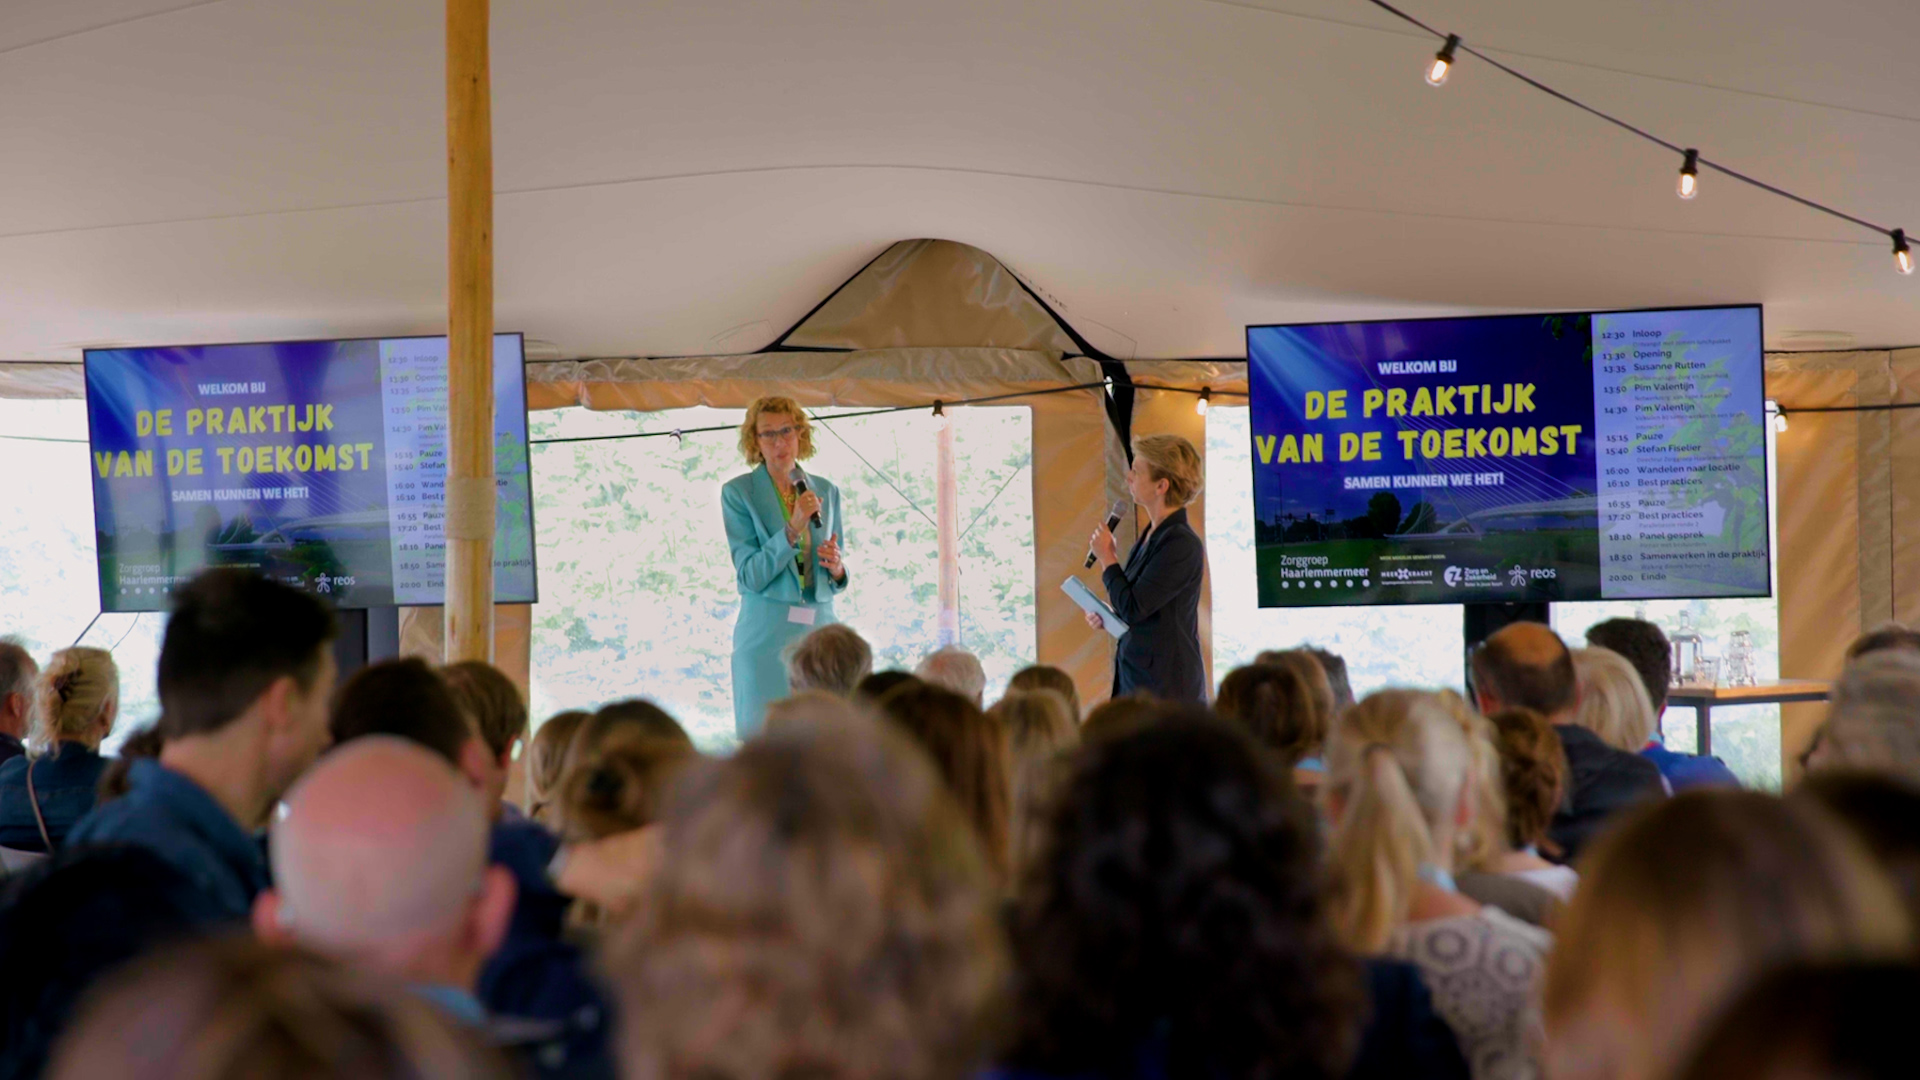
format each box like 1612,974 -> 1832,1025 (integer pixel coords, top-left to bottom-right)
731,594 -> 837,739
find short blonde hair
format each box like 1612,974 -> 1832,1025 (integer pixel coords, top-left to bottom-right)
1572,646 -> 1659,752
738,396 -> 816,466
1131,433 -> 1203,508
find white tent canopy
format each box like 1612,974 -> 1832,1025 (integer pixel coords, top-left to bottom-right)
4,0 -> 1919,368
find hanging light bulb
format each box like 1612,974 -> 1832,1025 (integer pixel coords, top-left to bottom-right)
1774,411 -> 1788,433
1195,388 -> 1211,416
1896,229 -> 1915,275
1677,149 -> 1699,200
1426,34 -> 1460,87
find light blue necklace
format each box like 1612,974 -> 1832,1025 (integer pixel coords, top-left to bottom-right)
1416,863 -> 1457,893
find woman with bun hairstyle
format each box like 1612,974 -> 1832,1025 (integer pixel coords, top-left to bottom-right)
1325,689 -> 1551,1080
0,647 -> 119,852
723,397 -> 850,739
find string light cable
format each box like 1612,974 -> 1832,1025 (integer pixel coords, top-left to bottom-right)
1363,0 -> 1914,273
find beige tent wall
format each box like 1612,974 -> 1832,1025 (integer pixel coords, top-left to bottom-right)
1124,361 -> 1249,697
1768,348 -> 1920,779
528,347 -> 1119,710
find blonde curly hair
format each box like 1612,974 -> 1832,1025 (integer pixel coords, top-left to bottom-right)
738,396 -> 817,466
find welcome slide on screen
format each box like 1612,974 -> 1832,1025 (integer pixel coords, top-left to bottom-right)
1246,306 -> 1769,607
82,335 -> 536,612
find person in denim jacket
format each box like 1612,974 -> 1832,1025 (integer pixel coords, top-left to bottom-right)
0,647 -> 118,853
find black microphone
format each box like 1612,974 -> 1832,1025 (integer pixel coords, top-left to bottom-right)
1087,500 -> 1127,568
791,467 -> 824,529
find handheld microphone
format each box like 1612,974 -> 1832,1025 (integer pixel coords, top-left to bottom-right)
791,467 -> 824,529
1087,500 -> 1127,568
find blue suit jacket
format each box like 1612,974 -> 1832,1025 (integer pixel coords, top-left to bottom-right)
1102,507 -> 1208,704
720,464 -> 849,602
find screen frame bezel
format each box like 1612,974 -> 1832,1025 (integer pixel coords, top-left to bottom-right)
81,330 -> 540,613
1241,302 -> 1772,607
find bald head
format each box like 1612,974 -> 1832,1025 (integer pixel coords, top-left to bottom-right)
1471,621 -> 1577,718
269,736 -> 491,952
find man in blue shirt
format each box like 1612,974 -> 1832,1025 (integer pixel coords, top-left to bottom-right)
65,569 -> 337,925
1585,617 -> 1741,790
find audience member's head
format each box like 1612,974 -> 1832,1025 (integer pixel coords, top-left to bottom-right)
1079,693 -> 1166,744
764,689 -> 871,733
0,637 -> 38,740
1254,649 -> 1338,737
157,568 -> 338,814
1469,621 -> 1576,719
877,682 -> 1012,882
525,709 -> 589,824
30,646 -> 119,754
607,719 -> 1007,1080
1845,622 -> 1920,663
784,624 -> 873,697
46,937 -> 511,1080
557,733 -> 697,843
915,646 -> 988,708
1007,664 -> 1081,719
1543,791 -> 1910,1080
330,658 -> 492,792
990,689 -> 1080,873
1674,961 -> 1920,1080
1793,770 -> 1920,942
1428,688 -> 1508,873
1303,647 -> 1355,713
1131,433 -> 1205,509
1486,707 -> 1567,856
1572,646 -> 1660,753
1806,650 -> 1920,781
1214,661 -> 1322,766
440,660 -> 528,813
256,737 -> 515,995
1324,689 -> 1475,951
0,846 -> 206,1079
1585,618 -> 1673,711
853,669 -> 919,705
1006,713 -> 1361,1080
563,698 -> 693,784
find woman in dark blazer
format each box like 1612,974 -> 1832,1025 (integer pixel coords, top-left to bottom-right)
1087,433 -> 1209,704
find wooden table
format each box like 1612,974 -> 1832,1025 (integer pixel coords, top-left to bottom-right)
1664,680 -> 1831,756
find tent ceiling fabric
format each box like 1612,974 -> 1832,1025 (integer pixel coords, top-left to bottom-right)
4,0 -> 1919,365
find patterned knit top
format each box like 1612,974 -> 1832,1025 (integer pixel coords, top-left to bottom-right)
1384,906 -> 1552,1080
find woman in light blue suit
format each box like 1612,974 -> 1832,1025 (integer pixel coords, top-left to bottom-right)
722,397 -> 850,738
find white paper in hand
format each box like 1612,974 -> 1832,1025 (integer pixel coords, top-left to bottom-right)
1061,577 -> 1127,639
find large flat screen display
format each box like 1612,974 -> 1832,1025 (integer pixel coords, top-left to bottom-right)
84,333 -> 536,611
1247,305 -> 1768,606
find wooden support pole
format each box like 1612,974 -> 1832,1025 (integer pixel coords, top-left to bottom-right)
445,0 -> 495,662
936,408 -> 960,647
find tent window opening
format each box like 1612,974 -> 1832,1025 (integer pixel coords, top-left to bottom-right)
0,398 -> 164,752
528,404 -> 1035,750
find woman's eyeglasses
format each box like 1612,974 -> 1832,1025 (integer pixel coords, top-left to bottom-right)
756,425 -> 799,443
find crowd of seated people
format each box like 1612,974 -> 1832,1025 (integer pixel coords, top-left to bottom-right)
9,576 -> 1920,1080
